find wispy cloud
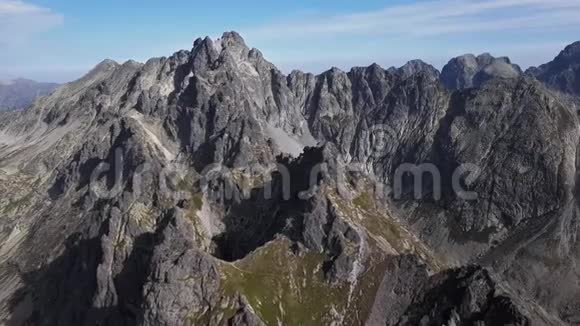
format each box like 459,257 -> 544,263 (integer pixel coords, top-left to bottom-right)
0,0 -> 63,46
243,0 -> 580,40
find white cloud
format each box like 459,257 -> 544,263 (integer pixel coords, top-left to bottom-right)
243,0 -> 580,40
0,0 -> 63,46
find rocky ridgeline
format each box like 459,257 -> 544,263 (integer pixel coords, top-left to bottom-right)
0,32 -> 579,325
527,41 -> 580,96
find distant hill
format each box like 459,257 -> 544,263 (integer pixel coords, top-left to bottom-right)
0,78 -> 59,112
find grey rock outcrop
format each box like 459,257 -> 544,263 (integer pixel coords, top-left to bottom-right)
139,212 -> 222,326
441,53 -> 522,90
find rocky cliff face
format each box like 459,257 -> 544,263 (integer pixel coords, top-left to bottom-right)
441,53 -> 522,90
0,32 -> 578,325
0,79 -> 59,112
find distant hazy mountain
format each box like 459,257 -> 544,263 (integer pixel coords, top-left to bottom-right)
0,78 -> 59,112
440,53 -> 522,90
527,41 -> 580,97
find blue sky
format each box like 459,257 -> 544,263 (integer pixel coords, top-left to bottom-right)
1,0 -> 580,82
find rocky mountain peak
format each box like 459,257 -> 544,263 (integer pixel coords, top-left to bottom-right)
94,58 -> 120,71
367,62 -> 383,71
328,66 -> 345,74
476,52 -> 497,65
398,59 -> 440,80
558,40 -> 580,60
192,32 -> 250,59
220,31 -> 248,49
189,32 -> 274,80
441,52 -> 522,90
526,40 -> 580,97
73,58 -> 121,86
456,53 -> 478,66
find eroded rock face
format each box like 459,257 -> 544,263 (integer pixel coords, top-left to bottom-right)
441,53 -> 522,90
0,32 -> 578,325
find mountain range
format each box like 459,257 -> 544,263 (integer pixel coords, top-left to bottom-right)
0,32 -> 579,325
0,79 -> 59,112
